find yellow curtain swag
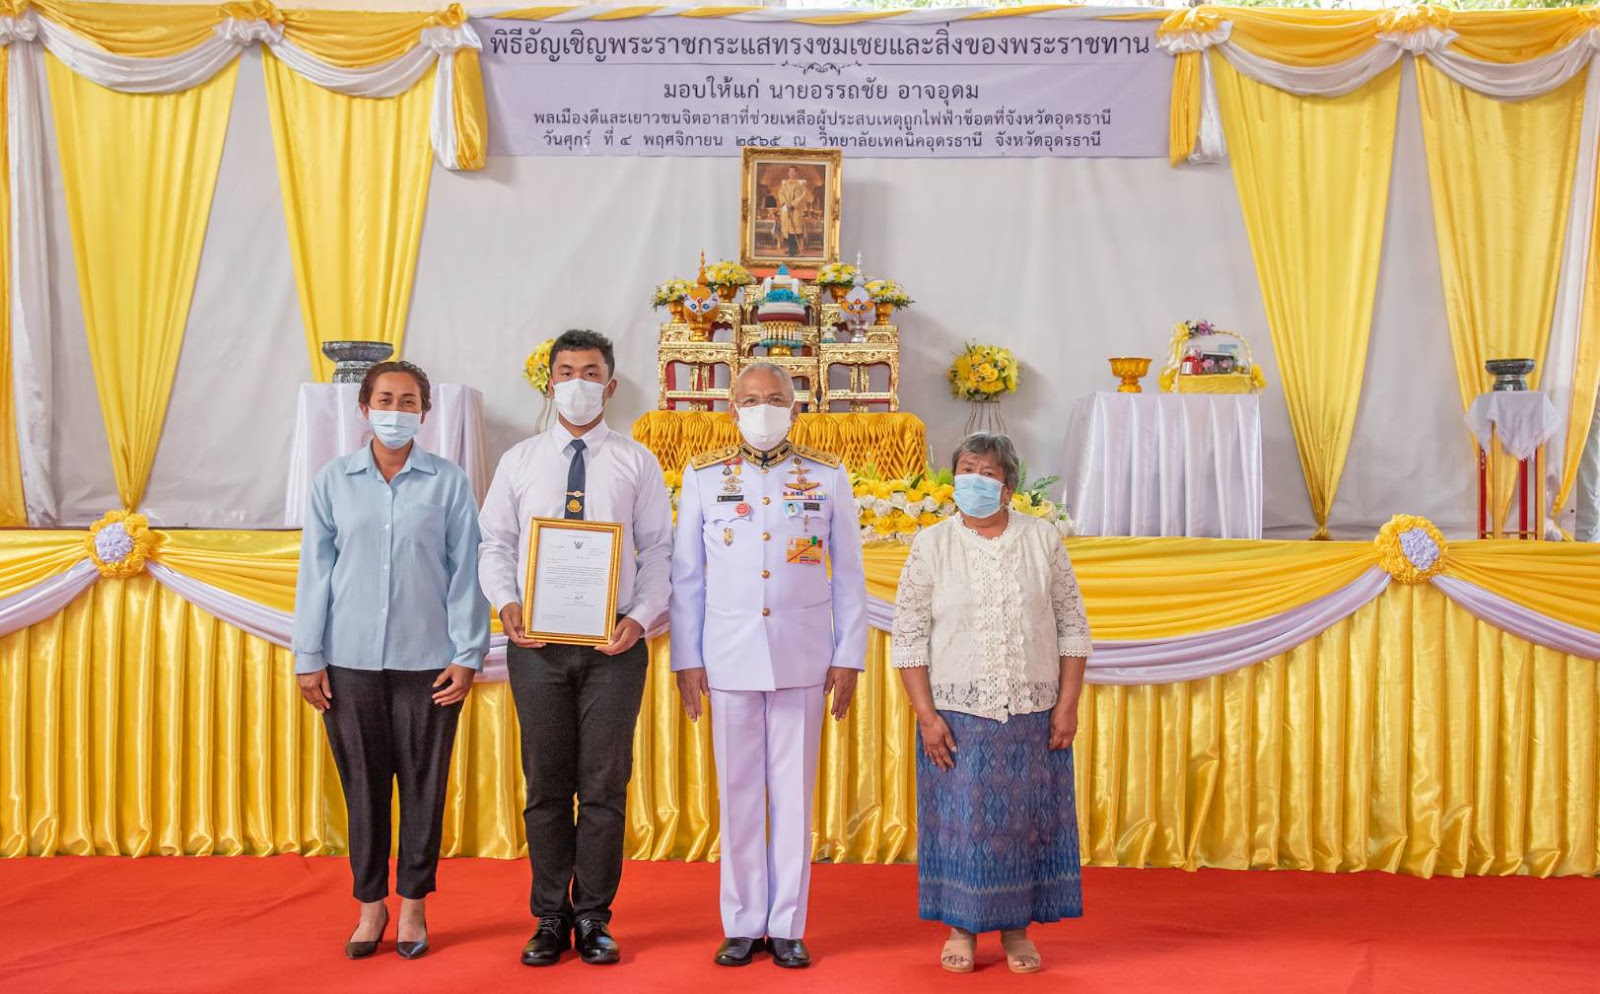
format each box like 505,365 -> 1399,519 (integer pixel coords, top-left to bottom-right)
218,1 -> 283,27
84,511 -> 156,579
1375,514 -> 1449,584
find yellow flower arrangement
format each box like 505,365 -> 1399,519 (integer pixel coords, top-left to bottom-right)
816,262 -> 860,288
651,278 -> 693,307
704,260 -> 754,288
85,510 -> 157,578
524,338 -> 556,393
864,279 -> 913,307
948,343 -> 1020,401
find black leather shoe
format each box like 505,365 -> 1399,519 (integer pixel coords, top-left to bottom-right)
396,919 -> 428,960
575,919 -> 620,965
770,938 -> 811,969
714,937 -> 767,966
521,916 -> 571,967
345,907 -> 389,960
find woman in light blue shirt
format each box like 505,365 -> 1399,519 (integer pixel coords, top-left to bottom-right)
293,360 -> 489,961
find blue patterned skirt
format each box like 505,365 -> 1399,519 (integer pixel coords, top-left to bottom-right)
915,709 -> 1083,933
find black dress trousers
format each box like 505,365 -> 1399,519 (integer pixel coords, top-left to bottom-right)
322,665 -> 463,903
506,638 -> 650,924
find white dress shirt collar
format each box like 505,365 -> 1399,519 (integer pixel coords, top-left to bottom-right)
549,418 -> 614,454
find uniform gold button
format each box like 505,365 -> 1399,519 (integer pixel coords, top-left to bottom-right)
762,497 -> 771,505
761,570 -> 770,579
762,608 -> 771,617
762,532 -> 771,541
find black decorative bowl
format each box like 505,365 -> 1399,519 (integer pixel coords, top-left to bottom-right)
321,341 -> 394,384
1485,358 -> 1535,392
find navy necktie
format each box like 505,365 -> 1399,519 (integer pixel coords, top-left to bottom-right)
565,439 -> 587,520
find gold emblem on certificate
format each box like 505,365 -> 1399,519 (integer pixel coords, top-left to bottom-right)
521,517 -> 624,646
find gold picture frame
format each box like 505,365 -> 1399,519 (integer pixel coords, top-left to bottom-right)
740,147 -> 842,272
521,517 -> 624,646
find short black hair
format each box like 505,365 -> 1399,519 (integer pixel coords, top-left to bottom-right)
359,360 -> 432,412
549,329 -> 616,379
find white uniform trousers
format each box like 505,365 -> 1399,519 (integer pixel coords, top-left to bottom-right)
709,684 -> 825,940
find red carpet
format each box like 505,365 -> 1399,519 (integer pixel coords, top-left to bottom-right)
1,857 -> 1595,993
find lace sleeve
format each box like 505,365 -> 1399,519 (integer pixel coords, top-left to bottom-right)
1050,538 -> 1093,658
891,532 -> 936,669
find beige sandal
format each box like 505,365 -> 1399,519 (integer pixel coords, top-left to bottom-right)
1001,931 -> 1041,974
941,930 -> 976,974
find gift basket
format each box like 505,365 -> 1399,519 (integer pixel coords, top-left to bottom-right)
1159,320 -> 1267,394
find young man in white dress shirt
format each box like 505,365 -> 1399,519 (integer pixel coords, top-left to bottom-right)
478,330 -> 674,967
669,362 -> 868,969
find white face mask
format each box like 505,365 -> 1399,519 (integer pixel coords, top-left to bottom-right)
553,378 -> 608,426
368,410 -> 421,450
736,403 -> 793,452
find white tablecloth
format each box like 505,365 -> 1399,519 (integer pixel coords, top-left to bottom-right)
1062,392 -> 1263,539
284,383 -> 489,527
1464,390 -> 1561,461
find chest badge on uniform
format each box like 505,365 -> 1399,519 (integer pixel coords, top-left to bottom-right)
784,501 -> 801,518
723,527 -> 734,547
735,502 -> 751,518
784,460 -> 822,500
786,535 -> 824,565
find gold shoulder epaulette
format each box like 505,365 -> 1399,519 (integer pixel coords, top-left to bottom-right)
792,444 -> 841,469
690,445 -> 740,471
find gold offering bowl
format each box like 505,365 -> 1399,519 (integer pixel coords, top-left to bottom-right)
1110,356 -> 1153,393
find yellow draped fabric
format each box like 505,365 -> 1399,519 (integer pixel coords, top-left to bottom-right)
4,576 -> 1595,877
1416,65 -> 1586,526
45,55 -> 238,512
279,8 -> 455,69
632,410 -> 929,480
1210,56 -> 1400,540
450,48 -> 488,171
1168,50 -> 1201,166
0,47 -> 21,528
9,530 -> 1600,658
31,0 -> 222,57
1171,7 -> 1600,68
1447,540 -> 1600,633
262,55 -> 435,383
0,532 -> 85,600
157,531 -> 302,614
864,538 -> 1377,640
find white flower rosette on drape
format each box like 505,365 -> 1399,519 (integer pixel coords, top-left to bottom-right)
3,513 -> 1596,687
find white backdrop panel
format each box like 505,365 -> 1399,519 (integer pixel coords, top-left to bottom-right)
33,52 -> 1480,538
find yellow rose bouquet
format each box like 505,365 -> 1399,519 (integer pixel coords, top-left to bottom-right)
524,338 -> 556,392
948,342 -> 1020,401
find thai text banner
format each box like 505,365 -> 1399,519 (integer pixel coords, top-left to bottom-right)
479,16 -> 1172,158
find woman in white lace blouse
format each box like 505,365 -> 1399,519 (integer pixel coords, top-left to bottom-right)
891,432 -> 1092,975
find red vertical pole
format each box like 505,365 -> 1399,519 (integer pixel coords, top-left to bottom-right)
1518,459 -> 1529,538
1477,446 -> 1488,537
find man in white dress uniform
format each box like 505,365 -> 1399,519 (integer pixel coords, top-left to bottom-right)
669,362 -> 867,969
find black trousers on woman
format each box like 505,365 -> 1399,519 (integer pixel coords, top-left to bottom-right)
506,639 -> 649,925
322,665 -> 462,903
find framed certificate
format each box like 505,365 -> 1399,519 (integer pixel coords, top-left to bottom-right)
521,517 -> 624,646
